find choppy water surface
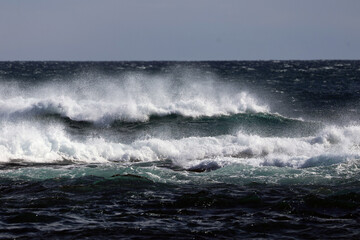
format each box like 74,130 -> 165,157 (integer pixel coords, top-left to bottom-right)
0,61 -> 360,239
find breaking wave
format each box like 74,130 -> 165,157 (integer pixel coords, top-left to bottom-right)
1,121 -> 359,170
0,73 -> 268,124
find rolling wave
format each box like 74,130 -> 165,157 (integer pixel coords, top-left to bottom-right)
0,73 -> 268,124
0,121 -> 359,171
1,70 -> 356,174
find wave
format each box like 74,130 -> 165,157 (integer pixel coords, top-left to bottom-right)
31,112 -> 319,144
0,121 -> 359,170
0,73 -> 268,124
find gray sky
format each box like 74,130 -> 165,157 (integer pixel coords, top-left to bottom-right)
1,0 -> 360,60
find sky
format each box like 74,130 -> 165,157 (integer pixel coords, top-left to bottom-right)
1,0 -> 360,61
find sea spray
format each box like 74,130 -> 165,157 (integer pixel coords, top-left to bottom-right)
0,73 -> 268,124
1,120 -> 359,171
1,61 -> 360,239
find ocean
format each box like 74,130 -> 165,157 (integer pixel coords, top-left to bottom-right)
0,61 -> 360,239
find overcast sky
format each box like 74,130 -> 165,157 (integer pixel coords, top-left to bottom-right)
1,0 -> 359,61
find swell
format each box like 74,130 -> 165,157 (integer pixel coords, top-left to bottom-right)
30,112 -> 322,145
0,73 -> 268,124
0,121 -> 359,171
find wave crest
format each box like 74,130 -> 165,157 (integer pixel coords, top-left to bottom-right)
1,121 -> 359,170
0,73 -> 268,124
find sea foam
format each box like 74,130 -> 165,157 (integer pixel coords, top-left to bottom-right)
0,73 -> 268,124
1,121 -> 359,170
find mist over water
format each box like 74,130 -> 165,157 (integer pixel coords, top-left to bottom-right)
0,63 -> 359,172
1,61 -> 360,239
0,72 -> 268,123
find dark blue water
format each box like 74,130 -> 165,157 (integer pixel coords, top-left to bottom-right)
0,61 -> 360,239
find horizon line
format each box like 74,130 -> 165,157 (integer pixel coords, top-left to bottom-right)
1,58 -> 360,62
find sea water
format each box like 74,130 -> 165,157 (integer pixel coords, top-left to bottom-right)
0,61 -> 359,239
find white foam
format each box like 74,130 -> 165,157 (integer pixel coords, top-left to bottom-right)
0,121 -> 359,169
0,73 -> 268,124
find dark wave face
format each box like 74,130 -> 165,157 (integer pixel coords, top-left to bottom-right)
1,61 -> 360,239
